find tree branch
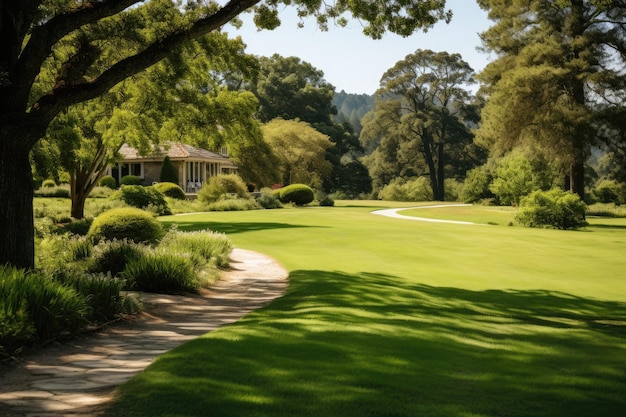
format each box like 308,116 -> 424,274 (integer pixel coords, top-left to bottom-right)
31,0 -> 262,123
13,0 -> 142,106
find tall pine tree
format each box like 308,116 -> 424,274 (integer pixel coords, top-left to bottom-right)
476,0 -> 626,199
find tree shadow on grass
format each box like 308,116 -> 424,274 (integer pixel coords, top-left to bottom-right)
161,220 -> 325,235
105,270 -> 626,417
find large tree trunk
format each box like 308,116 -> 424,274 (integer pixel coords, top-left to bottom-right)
0,130 -> 36,269
436,141 -> 445,201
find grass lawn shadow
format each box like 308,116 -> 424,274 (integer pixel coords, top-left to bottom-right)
106,270 -> 626,417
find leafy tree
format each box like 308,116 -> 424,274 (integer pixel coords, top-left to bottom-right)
262,118 -> 333,188
476,0 -> 626,200
250,54 -> 371,195
0,0 -> 449,268
333,91 -> 375,135
363,49 -> 479,200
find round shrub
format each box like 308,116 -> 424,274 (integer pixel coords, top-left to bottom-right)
41,179 -> 56,188
120,175 -> 143,186
123,252 -> 199,293
110,185 -> 171,215
87,207 -> 165,244
274,184 -> 315,206
90,239 -> 148,277
198,174 -> 248,203
516,189 -> 588,230
153,182 -> 186,200
99,175 -> 117,189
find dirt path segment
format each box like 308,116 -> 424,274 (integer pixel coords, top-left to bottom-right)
0,248 -> 289,417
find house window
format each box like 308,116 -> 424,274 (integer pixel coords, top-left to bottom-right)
111,163 -> 143,184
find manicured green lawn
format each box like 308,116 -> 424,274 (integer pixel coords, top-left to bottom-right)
104,202 -> 626,417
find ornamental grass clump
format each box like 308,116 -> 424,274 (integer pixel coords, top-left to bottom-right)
159,229 -> 233,268
198,174 -> 248,203
90,239 -> 149,277
123,252 -> 199,294
0,266 -> 89,346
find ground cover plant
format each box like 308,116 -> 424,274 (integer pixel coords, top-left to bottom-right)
104,202 -> 626,417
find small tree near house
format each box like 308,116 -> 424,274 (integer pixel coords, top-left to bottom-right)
159,156 -> 179,184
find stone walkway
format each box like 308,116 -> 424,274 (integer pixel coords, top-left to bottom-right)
0,248 -> 289,417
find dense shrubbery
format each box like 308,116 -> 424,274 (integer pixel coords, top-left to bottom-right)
159,156 -> 179,184
110,185 -> 171,215
124,252 -> 198,293
90,239 -> 149,277
42,179 -> 57,188
516,189 -> 588,230
120,175 -> 143,186
379,177 -> 433,202
99,175 -> 117,189
274,184 -> 315,205
256,188 -> 283,209
593,180 -> 626,205
87,207 -> 165,244
198,174 -> 249,203
154,182 -> 186,200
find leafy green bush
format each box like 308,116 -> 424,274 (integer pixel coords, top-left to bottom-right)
198,174 -> 248,203
274,184 -> 315,205
90,239 -> 149,277
154,182 -> 186,200
379,177 -> 433,202
99,175 -> 117,189
159,229 -> 233,268
87,207 -> 165,244
120,175 -> 143,186
123,252 -> 199,293
110,185 -> 171,215
42,179 -> 56,188
256,188 -> 282,209
0,266 -> 89,345
159,155 -> 179,184
462,167 -> 494,203
516,189 -> 588,230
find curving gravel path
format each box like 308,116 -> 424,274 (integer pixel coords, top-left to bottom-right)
0,248 -> 289,417
371,204 -> 477,225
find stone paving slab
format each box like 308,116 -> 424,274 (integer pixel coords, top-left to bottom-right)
0,248 -> 288,417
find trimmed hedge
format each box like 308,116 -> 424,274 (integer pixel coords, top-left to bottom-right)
274,184 -> 315,206
87,207 -> 165,244
154,182 -> 186,200
120,175 -> 143,186
99,175 -> 117,189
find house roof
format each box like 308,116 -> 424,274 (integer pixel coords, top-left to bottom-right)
119,142 -> 233,165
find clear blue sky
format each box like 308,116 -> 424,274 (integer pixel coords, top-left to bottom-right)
225,0 -> 493,95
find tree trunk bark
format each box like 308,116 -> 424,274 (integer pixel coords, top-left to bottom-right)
436,141 -> 445,201
570,157 -> 586,201
70,180 -> 88,219
0,133 -> 36,269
